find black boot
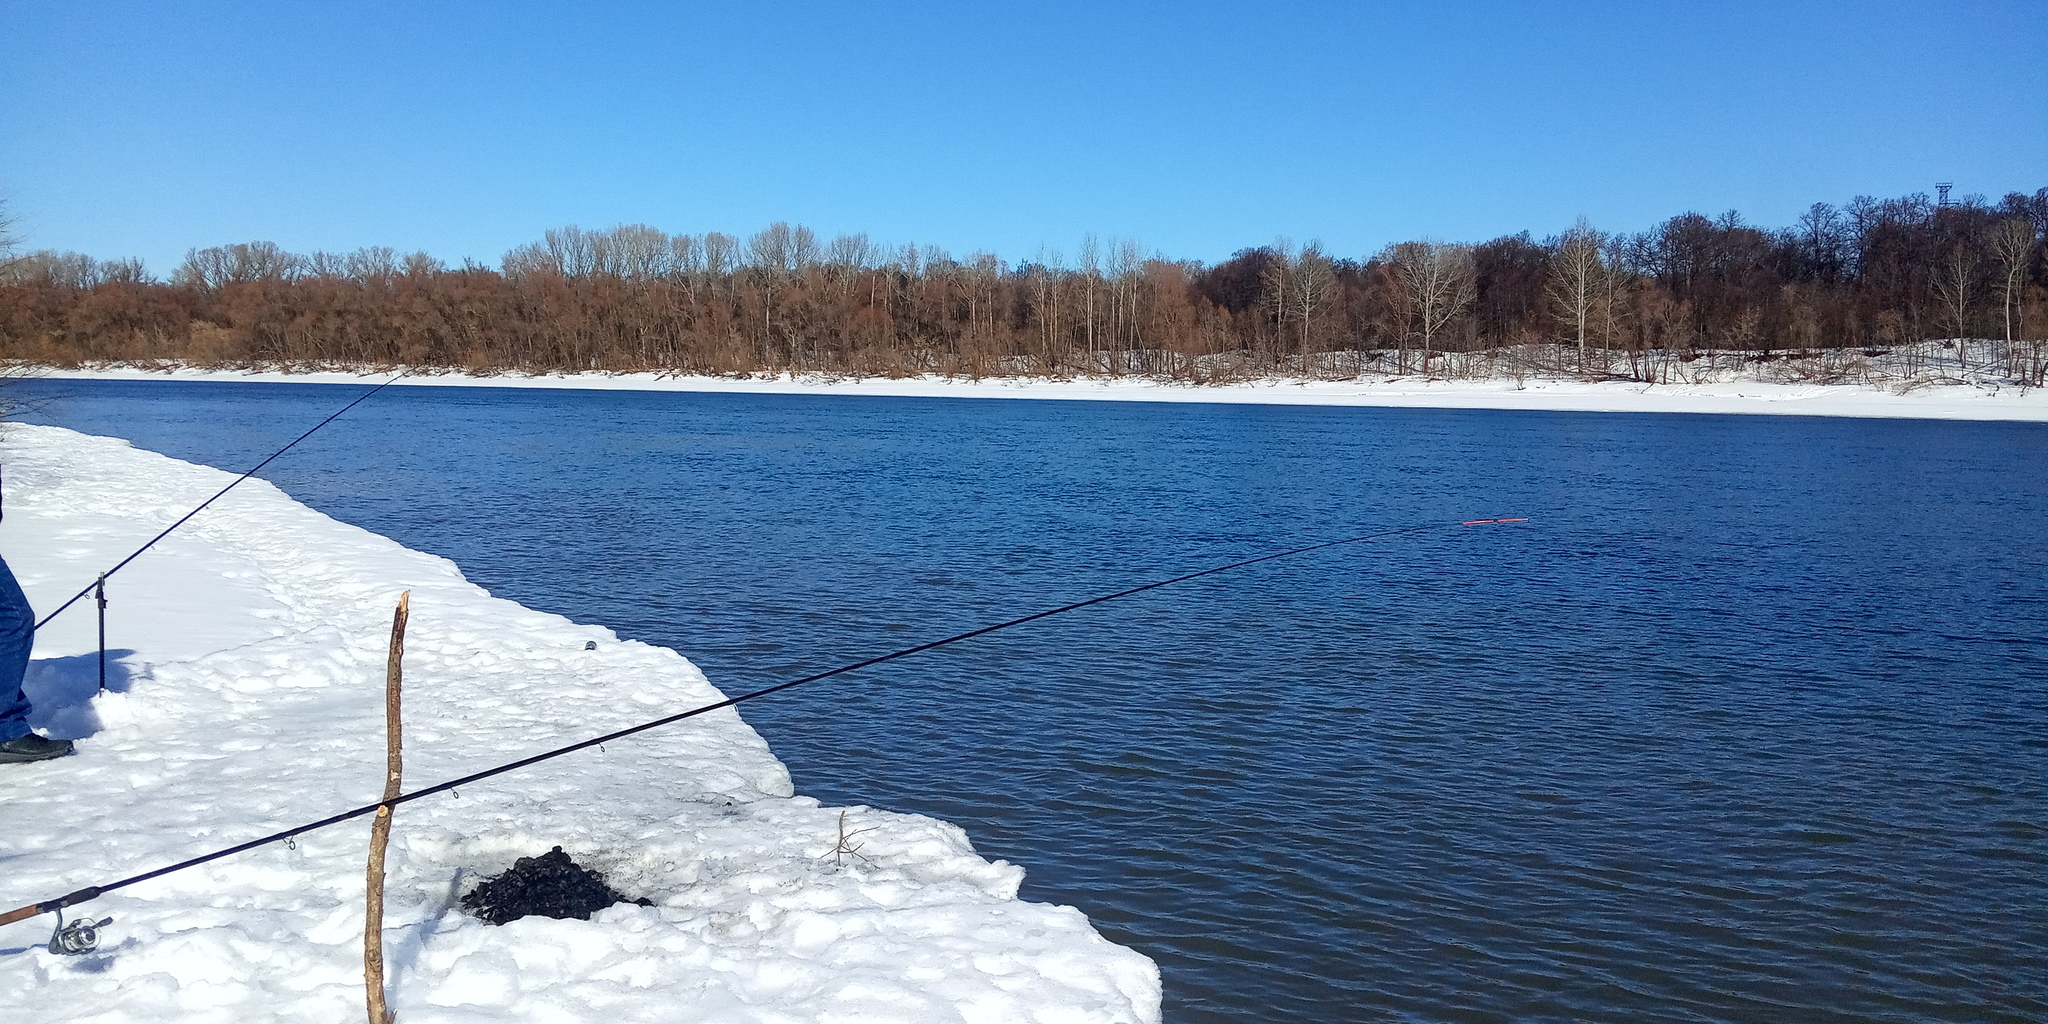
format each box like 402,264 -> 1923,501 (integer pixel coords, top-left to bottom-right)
0,734 -> 74,764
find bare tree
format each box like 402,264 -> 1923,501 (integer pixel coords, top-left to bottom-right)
964,251 -> 1000,364
747,222 -> 820,276
1031,248 -> 1064,372
702,232 -> 737,284
1930,241 -> 1974,372
306,251 -> 349,279
500,240 -> 559,278
1108,238 -> 1143,365
746,224 -> 821,362
1288,242 -> 1335,367
102,256 -> 147,284
549,227 -> 597,276
1078,234 -> 1100,356
173,241 -> 305,289
667,233 -> 702,278
747,223 -> 793,274
607,224 -> 672,279
790,226 -> 820,273
1598,235 -> 1636,372
1547,217 -> 1604,372
402,251 -> 443,277
335,247 -> 393,283
3,250 -> 117,287
1260,238 -> 1294,363
1992,218 -> 2036,356
1390,240 -> 1477,372
825,233 -> 875,293
1795,202 -> 1851,279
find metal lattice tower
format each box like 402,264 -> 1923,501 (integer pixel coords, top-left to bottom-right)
1936,182 -> 1953,208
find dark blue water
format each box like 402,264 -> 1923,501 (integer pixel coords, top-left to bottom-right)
9,379 -> 2047,1023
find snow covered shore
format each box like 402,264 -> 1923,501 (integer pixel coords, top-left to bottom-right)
24,364 -> 2048,421
0,424 -> 1161,1023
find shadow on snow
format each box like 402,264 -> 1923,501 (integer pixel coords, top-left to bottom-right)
24,650 -> 142,740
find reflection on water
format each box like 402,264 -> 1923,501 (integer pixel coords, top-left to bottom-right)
13,379 -> 2048,1023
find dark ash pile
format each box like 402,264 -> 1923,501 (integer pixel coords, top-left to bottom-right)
459,846 -> 654,925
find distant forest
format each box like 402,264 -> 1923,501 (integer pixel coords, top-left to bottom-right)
3,187 -> 2045,385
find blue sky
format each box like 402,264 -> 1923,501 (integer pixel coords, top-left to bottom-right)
2,1 -> 2042,274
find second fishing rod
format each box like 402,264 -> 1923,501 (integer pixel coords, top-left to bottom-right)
0,515 -> 1528,927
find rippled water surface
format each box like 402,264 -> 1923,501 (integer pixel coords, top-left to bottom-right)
11,379 -> 2047,1022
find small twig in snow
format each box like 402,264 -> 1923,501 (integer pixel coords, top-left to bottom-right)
824,810 -> 879,867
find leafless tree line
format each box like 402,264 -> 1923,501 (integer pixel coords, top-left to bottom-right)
3,187 -> 2044,386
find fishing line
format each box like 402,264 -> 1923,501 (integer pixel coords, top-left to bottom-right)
31,370 -> 410,631
0,515 -> 1526,926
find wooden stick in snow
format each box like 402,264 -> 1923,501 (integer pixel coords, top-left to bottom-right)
365,591 -> 408,1024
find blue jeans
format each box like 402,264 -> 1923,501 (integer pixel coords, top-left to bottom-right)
0,556 -> 34,742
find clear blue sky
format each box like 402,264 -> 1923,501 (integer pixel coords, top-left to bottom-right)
3,0 -> 2042,274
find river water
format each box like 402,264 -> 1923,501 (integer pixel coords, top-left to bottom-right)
9,378 -> 2046,1023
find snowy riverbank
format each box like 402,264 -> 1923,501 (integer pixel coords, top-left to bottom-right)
18,364 -> 2048,420
0,423 -> 1160,1023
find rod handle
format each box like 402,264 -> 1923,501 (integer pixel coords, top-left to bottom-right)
0,886 -> 104,927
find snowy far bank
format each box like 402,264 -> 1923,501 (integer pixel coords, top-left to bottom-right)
20,363 -> 2048,421
0,423 -> 1160,1023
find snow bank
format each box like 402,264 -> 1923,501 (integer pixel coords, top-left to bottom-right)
24,364 -> 2048,421
0,423 -> 1160,1023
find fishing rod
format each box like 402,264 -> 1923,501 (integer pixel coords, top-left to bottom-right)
31,370 -> 411,632
0,515 -> 1527,928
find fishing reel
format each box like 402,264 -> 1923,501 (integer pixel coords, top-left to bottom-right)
47,908 -> 112,956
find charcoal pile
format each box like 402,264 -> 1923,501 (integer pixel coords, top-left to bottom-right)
460,846 -> 654,925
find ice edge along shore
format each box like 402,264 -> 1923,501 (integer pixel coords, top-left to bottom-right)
22,364 -> 2048,421
0,422 -> 1161,1024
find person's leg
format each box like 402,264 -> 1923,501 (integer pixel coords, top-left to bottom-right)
0,555 -> 35,742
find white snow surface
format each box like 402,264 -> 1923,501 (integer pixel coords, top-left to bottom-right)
25,364 -> 2048,420
0,423 -> 1161,1024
